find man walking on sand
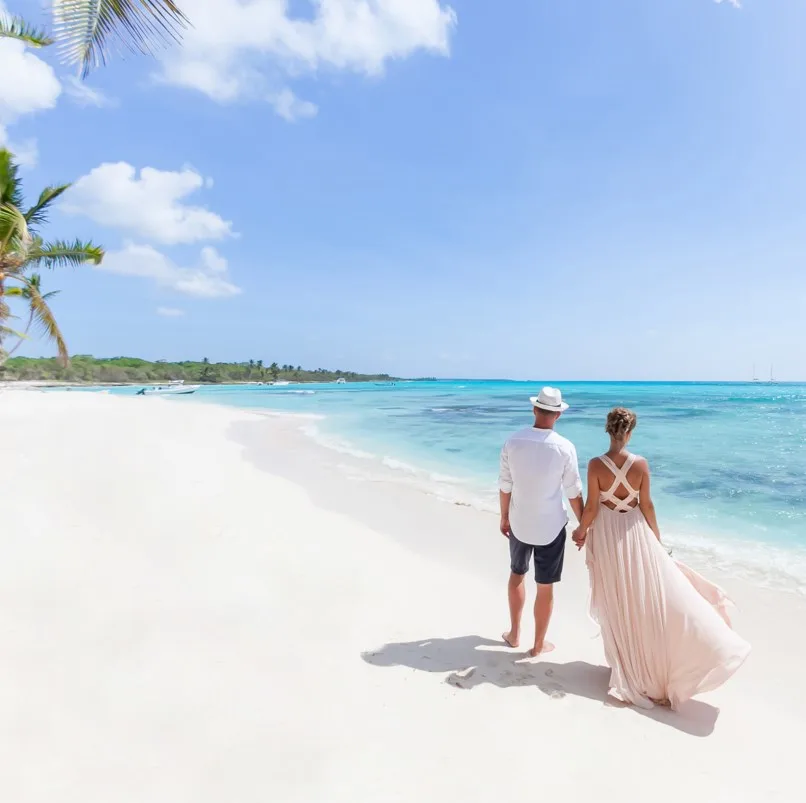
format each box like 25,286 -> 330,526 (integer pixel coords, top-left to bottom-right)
498,387 -> 584,657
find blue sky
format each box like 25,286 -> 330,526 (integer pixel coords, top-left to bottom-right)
3,0 -> 805,380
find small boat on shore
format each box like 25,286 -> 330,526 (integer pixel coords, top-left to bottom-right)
136,381 -> 200,396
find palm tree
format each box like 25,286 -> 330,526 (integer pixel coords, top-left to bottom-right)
0,148 -> 103,366
0,1 -> 188,78
269,362 -> 280,382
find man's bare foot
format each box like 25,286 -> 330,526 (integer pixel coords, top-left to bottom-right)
502,632 -> 519,648
528,641 -> 555,658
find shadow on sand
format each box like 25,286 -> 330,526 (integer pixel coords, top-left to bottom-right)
362,635 -> 719,737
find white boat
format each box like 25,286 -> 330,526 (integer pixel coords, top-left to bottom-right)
136,382 -> 200,396
272,381 -> 291,386
335,378 -> 347,384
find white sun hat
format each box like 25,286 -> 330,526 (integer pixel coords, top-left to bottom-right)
529,386 -> 569,413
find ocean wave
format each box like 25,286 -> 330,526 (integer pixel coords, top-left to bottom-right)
380,456 -> 466,485
300,423 -> 376,460
252,410 -> 324,421
666,532 -> 806,596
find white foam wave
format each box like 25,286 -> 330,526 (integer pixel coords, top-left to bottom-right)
664,531 -> 806,596
252,410 -> 324,421
300,423 -> 376,460
380,456 -> 465,484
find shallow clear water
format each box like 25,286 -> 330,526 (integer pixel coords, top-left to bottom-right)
103,380 -> 806,591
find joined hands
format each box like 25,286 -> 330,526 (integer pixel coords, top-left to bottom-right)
572,526 -> 587,550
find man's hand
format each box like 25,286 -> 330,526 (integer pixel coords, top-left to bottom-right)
500,517 -> 512,538
572,527 -> 587,550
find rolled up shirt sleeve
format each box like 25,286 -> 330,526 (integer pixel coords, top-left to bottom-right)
499,443 -> 513,493
563,444 -> 583,499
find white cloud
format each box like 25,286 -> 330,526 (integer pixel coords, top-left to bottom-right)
99,243 -> 242,299
157,307 -> 186,317
63,76 -> 117,108
0,129 -> 39,168
714,0 -> 741,7
0,31 -> 62,166
157,0 -> 456,116
63,162 -> 234,245
269,88 -> 318,121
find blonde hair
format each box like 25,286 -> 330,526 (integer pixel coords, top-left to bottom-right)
605,407 -> 637,440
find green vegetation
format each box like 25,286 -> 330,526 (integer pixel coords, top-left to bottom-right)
0,1 -> 188,77
0,149 -> 104,366
1,356 -> 397,385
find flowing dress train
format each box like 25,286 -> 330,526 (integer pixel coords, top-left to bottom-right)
585,454 -> 751,710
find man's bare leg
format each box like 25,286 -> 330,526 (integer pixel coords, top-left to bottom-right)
529,583 -> 556,657
503,572 -> 526,648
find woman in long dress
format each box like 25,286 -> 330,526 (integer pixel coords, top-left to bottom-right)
572,408 -> 750,710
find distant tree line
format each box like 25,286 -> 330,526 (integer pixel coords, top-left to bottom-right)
1,356 -> 397,385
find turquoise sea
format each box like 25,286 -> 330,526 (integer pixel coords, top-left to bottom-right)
106,380 -> 806,592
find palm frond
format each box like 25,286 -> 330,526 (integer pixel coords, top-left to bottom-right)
22,277 -> 68,366
2,273 -> 60,299
0,325 -> 27,339
54,0 -> 189,78
2,273 -> 61,360
0,203 -> 31,257
25,184 -> 72,228
0,13 -> 54,48
0,149 -> 24,209
26,272 -> 44,292
26,238 -> 104,269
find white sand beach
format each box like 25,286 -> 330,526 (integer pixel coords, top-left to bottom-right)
2,390 -> 804,802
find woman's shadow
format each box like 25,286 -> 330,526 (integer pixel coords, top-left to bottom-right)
362,635 -> 718,737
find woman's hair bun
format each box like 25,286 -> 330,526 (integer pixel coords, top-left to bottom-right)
605,407 -> 637,439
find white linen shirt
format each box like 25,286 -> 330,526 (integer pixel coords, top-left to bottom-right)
498,426 -> 583,546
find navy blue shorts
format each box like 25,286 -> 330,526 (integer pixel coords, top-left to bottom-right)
509,527 -> 567,585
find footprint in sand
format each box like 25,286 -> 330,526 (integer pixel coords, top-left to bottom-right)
542,682 -> 566,699
447,668 -> 477,689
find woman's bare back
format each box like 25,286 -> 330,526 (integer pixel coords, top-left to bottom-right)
592,452 -> 648,511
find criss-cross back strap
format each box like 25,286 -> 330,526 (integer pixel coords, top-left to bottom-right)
598,454 -> 639,512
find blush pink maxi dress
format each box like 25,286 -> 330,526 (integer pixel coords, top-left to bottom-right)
585,454 -> 751,710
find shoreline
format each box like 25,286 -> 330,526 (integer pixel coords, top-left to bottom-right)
254,404 -> 806,597
2,390 -> 804,800
14,384 -> 806,594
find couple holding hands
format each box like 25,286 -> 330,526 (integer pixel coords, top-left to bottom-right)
498,387 -> 749,710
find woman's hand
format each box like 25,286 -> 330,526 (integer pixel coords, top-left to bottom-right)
572,527 -> 587,550
500,517 -> 512,538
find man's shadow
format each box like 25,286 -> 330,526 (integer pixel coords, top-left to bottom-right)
362,635 -> 718,737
